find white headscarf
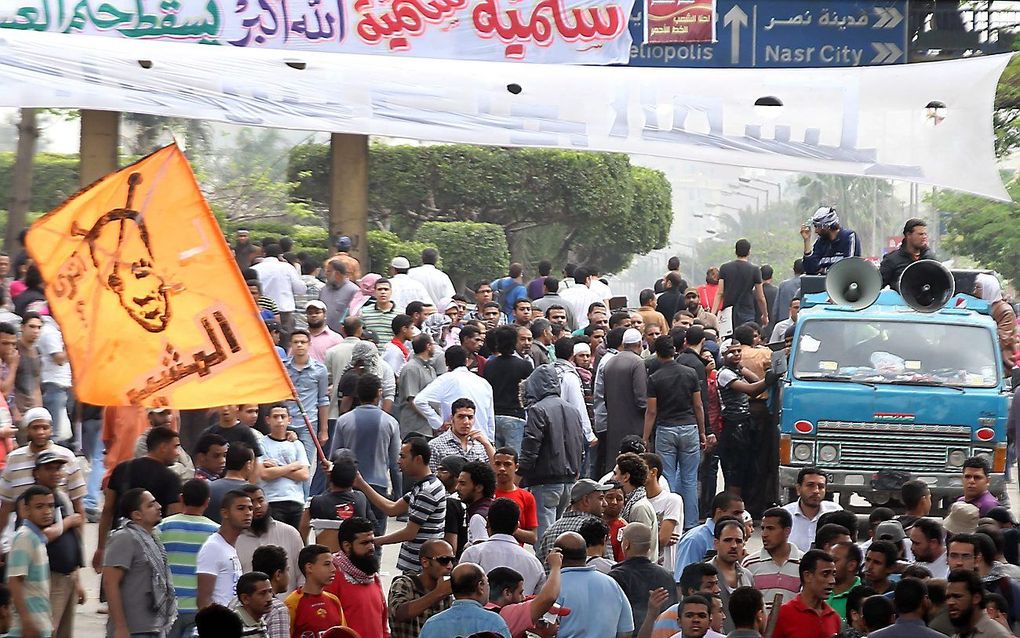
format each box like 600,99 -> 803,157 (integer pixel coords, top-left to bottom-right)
975,273 -> 1004,302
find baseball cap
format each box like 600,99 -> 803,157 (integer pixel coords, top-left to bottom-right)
875,520 -> 906,543
21,407 -> 52,427
720,338 -> 740,351
621,328 -> 642,345
570,478 -> 611,503
335,236 -> 352,251
264,319 -> 281,333
391,256 -> 411,270
684,289 -> 699,298
305,300 -> 327,312
438,455 -> 468,476
35,451 -> 68,467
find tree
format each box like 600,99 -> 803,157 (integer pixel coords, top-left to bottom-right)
933,179 -> 1020,289
5,109 -> 38,251
288,143 -> 671,273
122,113 -> 213,158
416,222 -> 509,291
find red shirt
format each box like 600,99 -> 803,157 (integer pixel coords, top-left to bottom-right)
284,588 -> 346,638
495,487 -> 539,539
772,595 -> 841,638
326,569 -> 390,638
608,517 -> 627,561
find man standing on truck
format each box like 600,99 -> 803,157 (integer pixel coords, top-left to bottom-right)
879,218 -> 938,290
782,467 -> 842,553
800,207 -> 861,275
958,456 -> 1001,516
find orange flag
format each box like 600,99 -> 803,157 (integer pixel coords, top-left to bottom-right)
26,143 -> 291,408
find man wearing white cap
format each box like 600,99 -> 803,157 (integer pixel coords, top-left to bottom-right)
389,256 -> 435,311
599,328 -> 648,474
800,206 -> 861,275
305,300 -> 343,364
0,408 -> 85,537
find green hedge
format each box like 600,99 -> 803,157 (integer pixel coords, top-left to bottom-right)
0,152 -> 81,213
415,221 -> 508,291
366,230 -> 437,275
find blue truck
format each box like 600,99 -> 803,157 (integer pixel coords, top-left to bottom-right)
778,288 -> 1011,513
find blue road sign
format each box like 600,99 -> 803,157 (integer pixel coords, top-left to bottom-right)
628,0 -> 909,68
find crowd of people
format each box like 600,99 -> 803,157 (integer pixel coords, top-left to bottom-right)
0,211 -> 1013,638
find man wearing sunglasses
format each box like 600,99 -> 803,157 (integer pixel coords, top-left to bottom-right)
387,538 -> 456,638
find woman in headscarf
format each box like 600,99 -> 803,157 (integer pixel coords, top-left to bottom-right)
349,273 -> 381,317
975,273 -> 1018,373
334,340 -> 396,415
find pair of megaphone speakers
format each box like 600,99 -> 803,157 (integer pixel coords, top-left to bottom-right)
824,257 -> 955,313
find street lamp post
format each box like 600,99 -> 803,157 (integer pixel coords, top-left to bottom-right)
721,190 -> 760,215
731,182 -> 769,209
739,176 -> 783,203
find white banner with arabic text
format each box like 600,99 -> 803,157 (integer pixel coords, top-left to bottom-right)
0,30 -> 1010,200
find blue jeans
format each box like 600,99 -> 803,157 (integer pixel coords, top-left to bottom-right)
42,383 -> 69,440
294,425 -> 318,499
166,611 -> 195,638
81,417 -> 104,510
494,415 -> 525,453
655,423 -> 701,532
530,482 -> 572,549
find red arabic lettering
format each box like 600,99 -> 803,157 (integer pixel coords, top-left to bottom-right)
355,0 -> 467,50
472,0 -> 625,58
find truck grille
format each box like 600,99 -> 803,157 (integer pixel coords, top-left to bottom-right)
815,420 -> 972,472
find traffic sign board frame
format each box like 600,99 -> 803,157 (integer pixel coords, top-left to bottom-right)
628,0 -> 910,68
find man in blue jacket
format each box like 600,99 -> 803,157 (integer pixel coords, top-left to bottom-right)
801,207 -> 861,275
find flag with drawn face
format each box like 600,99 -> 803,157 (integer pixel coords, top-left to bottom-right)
26,143 -> 291,408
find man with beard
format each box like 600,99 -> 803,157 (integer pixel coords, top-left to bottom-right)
910,518 -> 949,579
945,569 -> 1011,637
387,539 -> 455,638
326,517 -> 389,638
305,300 -> 343,364
772,549 -> 840,638
234,485 -> 305,591
457,460 -> 496,546
880,218 -> 938,290
782,467 -> 842,553
197,490 -> 254,608
684,289 -> 717,331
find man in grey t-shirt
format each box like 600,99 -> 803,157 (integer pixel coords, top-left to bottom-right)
320,259 -> 359,333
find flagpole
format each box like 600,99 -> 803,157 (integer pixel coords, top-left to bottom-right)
285,381 -> 329,466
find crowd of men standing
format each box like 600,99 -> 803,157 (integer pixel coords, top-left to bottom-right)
0,213 -> 1014,638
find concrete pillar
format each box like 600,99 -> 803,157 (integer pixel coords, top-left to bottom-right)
329,133 -> 369,268
79,110 -> 120,187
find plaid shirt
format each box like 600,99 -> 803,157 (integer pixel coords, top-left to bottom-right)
426,430 -> 489,474
263,597 -> 289,638
387,573 -> 452,638
536,509 -> 604,566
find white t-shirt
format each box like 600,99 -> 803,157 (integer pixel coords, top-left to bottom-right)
648,490 -> 684,573
196,532 -> 242,606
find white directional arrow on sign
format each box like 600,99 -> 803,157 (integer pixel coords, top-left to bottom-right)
871,42 -> 903,64
722,5 -> 748,65
872,7 -> 904,29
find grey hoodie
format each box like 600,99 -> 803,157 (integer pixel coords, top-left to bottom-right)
518,364 -> 586,486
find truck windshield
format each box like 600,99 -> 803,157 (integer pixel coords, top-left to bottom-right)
792,318 -> 999,388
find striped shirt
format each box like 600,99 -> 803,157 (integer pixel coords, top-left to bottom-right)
158,513 -> 219,614
7,521 -> 51,638
398,475 -> 447,572
0,444 -> 85,504
742,544 -> 804,611
359,304 -> 398,352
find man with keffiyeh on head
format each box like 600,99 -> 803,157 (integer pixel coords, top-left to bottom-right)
102,487 -> 177,638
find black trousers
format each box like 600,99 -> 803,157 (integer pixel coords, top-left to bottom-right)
269,500 -> 304,531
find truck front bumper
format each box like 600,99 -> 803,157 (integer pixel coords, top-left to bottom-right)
778,466 -> 1007,505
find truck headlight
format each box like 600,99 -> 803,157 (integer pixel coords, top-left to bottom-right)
793,443 -> 813,462
948,449 -> 968,467
819,444 -> 839,463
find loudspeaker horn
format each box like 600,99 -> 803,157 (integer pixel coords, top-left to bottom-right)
899,259 -> 955,313
824,257 -> 882,310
